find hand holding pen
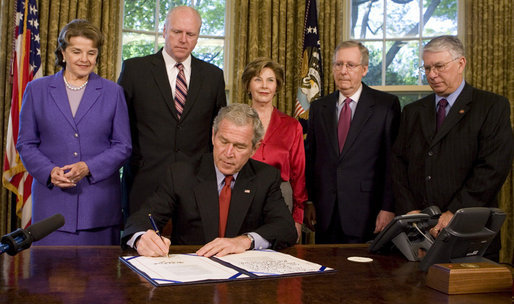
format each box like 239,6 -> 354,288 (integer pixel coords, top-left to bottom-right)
134,214 -> 171,257
148,214 -> 170,258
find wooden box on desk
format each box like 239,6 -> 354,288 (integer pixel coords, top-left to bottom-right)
426,262 -> 512,294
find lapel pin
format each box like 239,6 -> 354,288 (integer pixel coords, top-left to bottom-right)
244,189 -> 251,193
459,109 -> 465,114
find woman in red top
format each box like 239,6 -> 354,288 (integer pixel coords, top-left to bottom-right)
242,58 -> 307,240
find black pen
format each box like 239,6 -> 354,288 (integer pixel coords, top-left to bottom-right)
148,214 -> 169,258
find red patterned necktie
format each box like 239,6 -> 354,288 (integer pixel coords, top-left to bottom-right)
337,98 -> 352,153
436,98 -> 448,132
219,175 -> 233,237
175,63 -> 187,118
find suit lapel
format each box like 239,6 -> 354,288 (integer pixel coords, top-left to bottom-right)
194,155 -> 220,242
418,94 -> 437,145
340,84 -> 374,158
431,84 -> 472,146
226,162 -> 256,237
179,56 -> 202,120
73,73 -> 101,125
320,92 -> 340,155
150,51 -> 178,120
48,71 -> 77,130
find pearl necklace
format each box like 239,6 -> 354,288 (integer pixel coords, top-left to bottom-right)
63,75 -> 88,91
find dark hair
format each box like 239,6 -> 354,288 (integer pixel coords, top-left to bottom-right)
241,58 -> 284,99
54,19 -> 104,68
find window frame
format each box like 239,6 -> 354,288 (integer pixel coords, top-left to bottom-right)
118,0 -> 229,84
341,0 -> 465,95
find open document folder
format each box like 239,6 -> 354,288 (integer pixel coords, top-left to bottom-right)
120,249 -> 335,286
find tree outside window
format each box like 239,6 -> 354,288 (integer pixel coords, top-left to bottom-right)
350,0 -> 458,106
122,0 -> 226,69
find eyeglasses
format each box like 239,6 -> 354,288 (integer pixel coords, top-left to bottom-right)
333,62 -> 362,71
419,57 -> 460,74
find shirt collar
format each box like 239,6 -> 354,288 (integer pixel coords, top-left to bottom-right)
162,49 -> 192,72
214,164 -> 239,189
338,83 -> 363,105
435,79 -> 465,109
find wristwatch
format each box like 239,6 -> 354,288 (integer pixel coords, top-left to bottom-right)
244,233 -> 255,250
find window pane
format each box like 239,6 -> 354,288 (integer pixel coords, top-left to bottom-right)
351,0 -> 383,39
385,40 -> 420,85
158,0 -> 191,30
420,38 -> 430,85
193,38 -> 224,69
196,0 -> 225,36
124,0 -> 156,31
362,41 -> 383,86
386,0 -> 420,38
122,33 -> 156,60
422,0 -> 458,36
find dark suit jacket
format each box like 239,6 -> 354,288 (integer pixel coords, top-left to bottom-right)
392,83 -> 513,215
118,50 -> 226,214
122,154 -> 297,249
306,83 -> 401,240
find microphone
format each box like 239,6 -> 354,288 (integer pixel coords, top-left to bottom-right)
0,213 -> 65,255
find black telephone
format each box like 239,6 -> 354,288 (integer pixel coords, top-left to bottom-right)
369,206 -> 441,261
369,206 -> 505,271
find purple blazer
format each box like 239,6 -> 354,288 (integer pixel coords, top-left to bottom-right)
16,70 -> 132,233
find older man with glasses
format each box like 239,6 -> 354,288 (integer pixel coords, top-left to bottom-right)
305,40 -> 401,244
392,35 -> 513,261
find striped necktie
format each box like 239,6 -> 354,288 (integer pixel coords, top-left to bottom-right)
175,63 -> 187,118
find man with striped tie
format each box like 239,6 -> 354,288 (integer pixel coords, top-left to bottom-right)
119,6 -> 226,217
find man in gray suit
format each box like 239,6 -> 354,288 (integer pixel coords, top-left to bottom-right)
118,6 -> 226,216
392,36 -> 513,259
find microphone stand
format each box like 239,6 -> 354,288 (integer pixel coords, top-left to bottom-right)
0,229 -> 33,255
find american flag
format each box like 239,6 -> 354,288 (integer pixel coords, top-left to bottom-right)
294,0 -> 323,119
3,0 -> 42,229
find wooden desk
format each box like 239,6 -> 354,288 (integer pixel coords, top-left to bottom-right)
0,245 -> 511,303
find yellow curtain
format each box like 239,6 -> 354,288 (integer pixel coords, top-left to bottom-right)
0,0 -> 122,235
318,0 -> 344,96
465,0 -> 514,264
38,0 -> 122,81
230,0 -> 344,115
230,0 -> 305,115
0,0 -> 17,236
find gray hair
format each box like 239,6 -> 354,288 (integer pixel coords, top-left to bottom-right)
423,35 -> 465,58
213,103 -> 264,148
333,40 -> 369,66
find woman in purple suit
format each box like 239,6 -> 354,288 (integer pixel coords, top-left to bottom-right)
16,20 -> 131,245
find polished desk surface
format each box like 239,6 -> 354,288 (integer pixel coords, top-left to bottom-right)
0,244 -> 511,304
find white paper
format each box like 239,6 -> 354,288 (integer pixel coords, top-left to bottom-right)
217,249 -> 333,276
122,254 -> 248,284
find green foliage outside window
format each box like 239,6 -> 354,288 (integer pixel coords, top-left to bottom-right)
122,0 -> 225,69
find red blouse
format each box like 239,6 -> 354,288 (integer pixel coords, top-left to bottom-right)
252,108 -> 308,224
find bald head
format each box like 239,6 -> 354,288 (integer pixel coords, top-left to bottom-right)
163,6 -> 202,62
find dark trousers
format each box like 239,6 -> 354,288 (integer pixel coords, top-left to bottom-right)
315,203 -> 364,244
